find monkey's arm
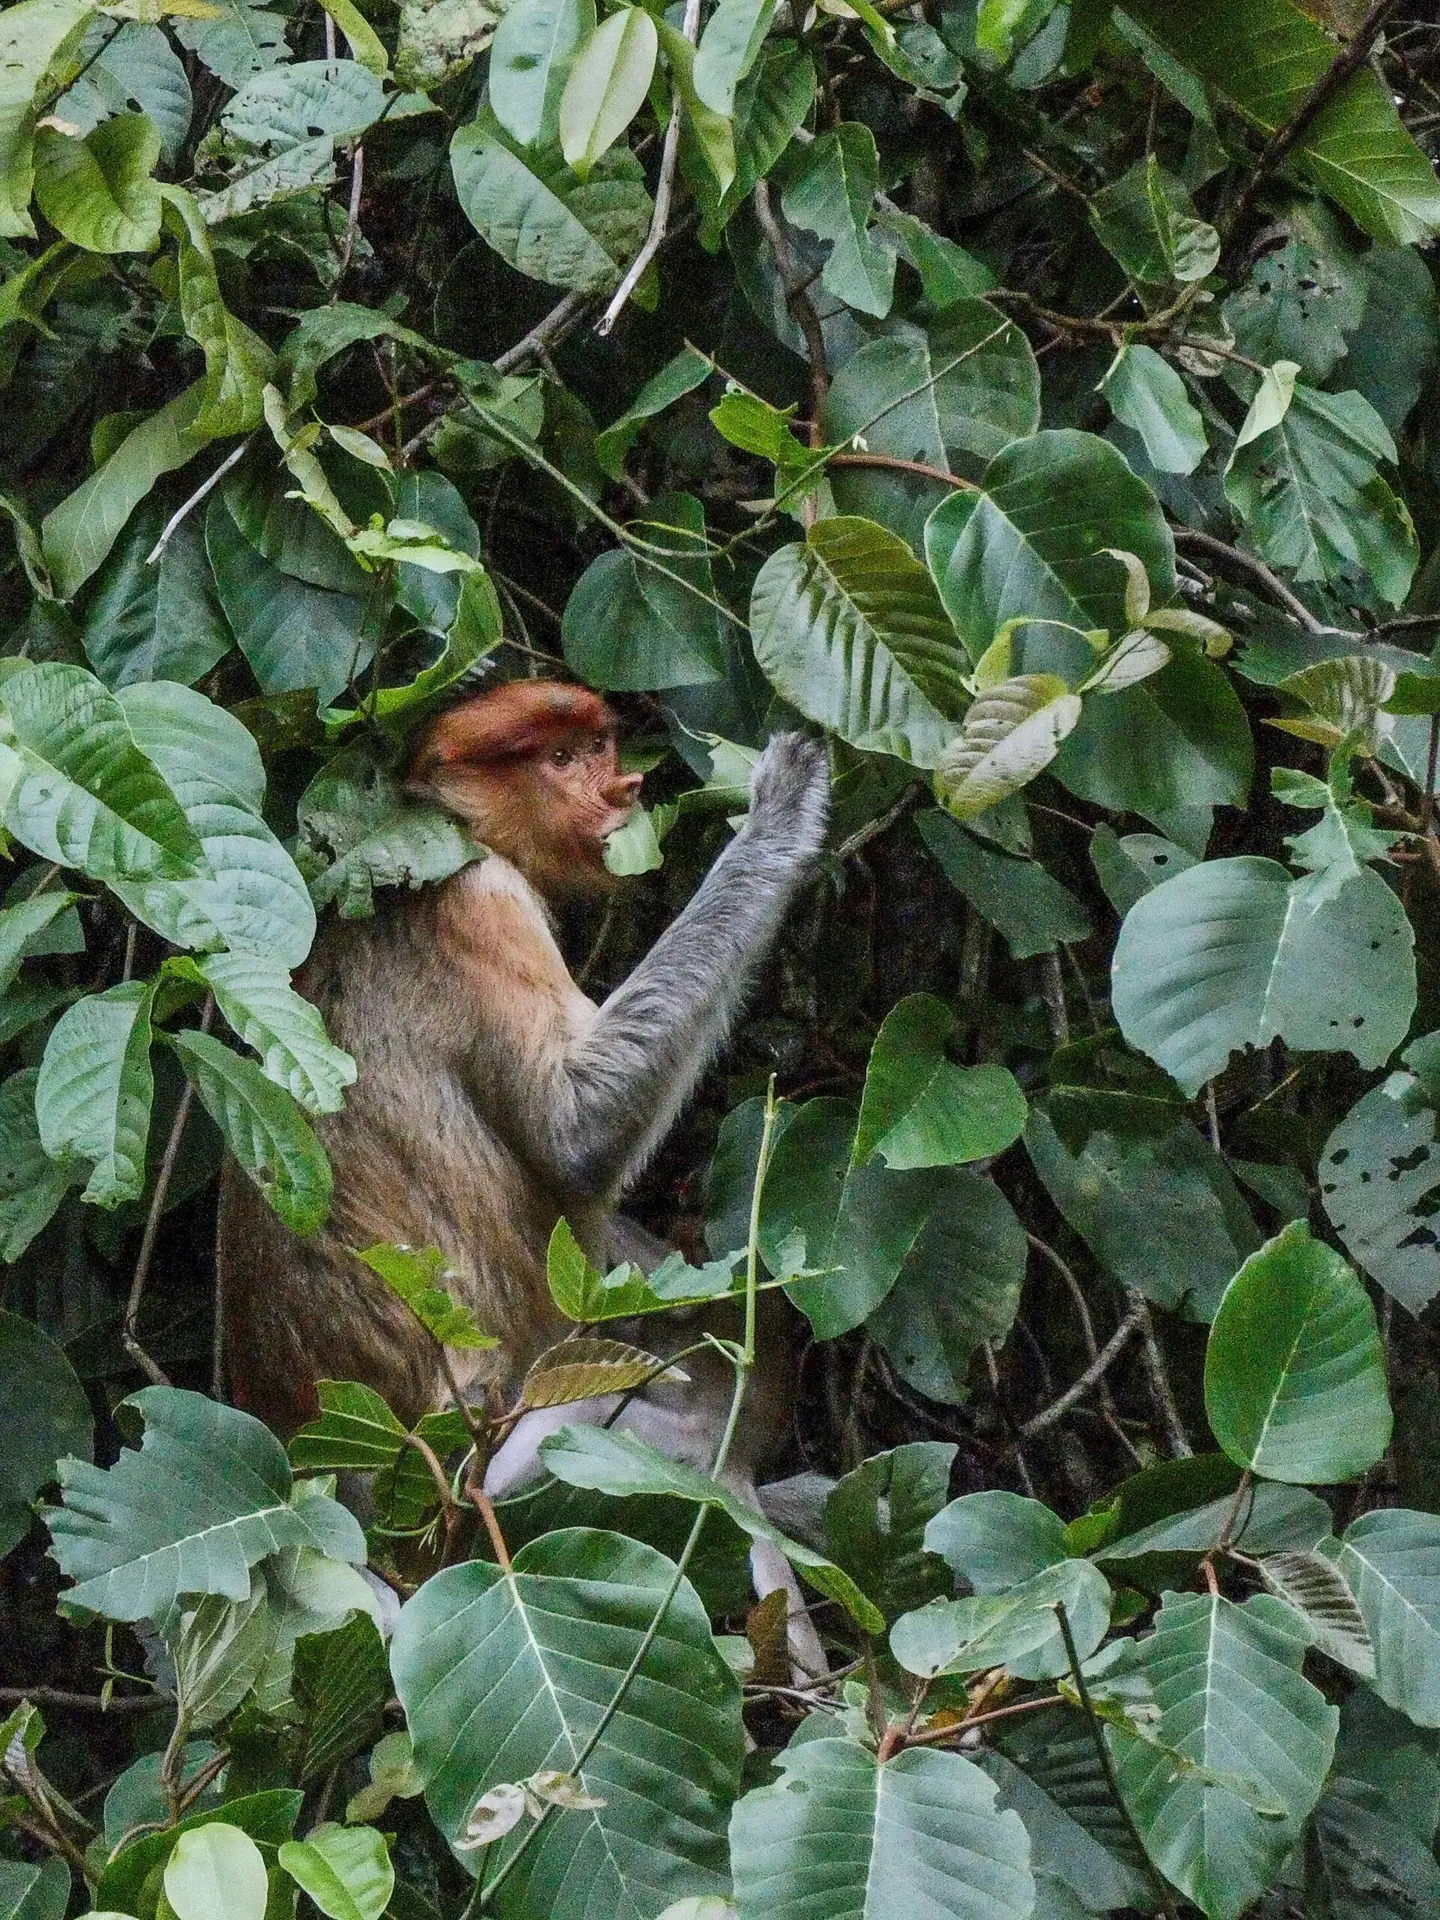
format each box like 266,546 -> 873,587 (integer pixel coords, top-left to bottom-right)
510,733 -> 829,1198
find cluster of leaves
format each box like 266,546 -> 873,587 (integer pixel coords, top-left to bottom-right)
8,0 -> 1440,1913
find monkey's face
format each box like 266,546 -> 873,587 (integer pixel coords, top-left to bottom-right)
529,727 -> 643,892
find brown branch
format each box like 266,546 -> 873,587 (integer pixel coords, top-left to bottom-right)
1222,0 -> 1399,261
0,1686 -> 157,1714
467,1483 -> 514,1573
827,451 -> 979,491
1170,527 -> 1333,635
753,179 -> 830,427
1019,1296 -> 1147,1439
352,377 -> 448,437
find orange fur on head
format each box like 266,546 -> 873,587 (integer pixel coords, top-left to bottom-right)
407,681 -> 642,896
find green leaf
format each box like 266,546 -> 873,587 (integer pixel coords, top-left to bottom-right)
0,890 -> 78,995
223,56 -> 385,145
1090,825 -> 1197,915
595,345 -> 711,480
390,1531 -> 744,1910
0,1309 -> 92,1555
1225,380 -> 1417,606
1101,344 -> 1206,474
95,1791 -> 302,1920
935,673 -> 1082,820
692,43 -> 812,247
824,1442 -> 956,1622
1204,1222 -> 1391,1483
1256,1549 -> 1374,1677
1111,856 -> 1416,1097
176,953 -> 355,1115
750,516 -> 968,768
1088,156 -> 1218,286
926,1489 -> 1069,1589
169,1028 -> 332,1236
891,1557 -> 1111,1680
730,1735 -> 1034,1920
780,122 -> 893,317
295,740 -> 478,920
0,661 -> 205,882
36,980 -> 154,1207
1096,1480 -> 1333,1587
279,1825 -> 392,1920
355,1241 -> 497,1347
161,186 -> 273,437
562,493 -> 727,689
450,118 -> 650,292
558,7 -> 657,179
0,1862 -> 69,1920
110,680 -> 317,968
165,1824 -> 269,1920
1026,1102 -> 1259,1321
80,503 -> 231,689
1110,1591 -> 1338,1920
1120,0 -> 1440,244
925,430 -> 1174,674
1320,1066 -> 1440,1314
32,112 -> 162,253
693,0 -> 774,115
175,0 -> 289,88
854,992 -> 1026,1169
0,0 -> 94,241
0,1068 -> 75,1260
1304,1776 -> 1440,1919
490,0 -> 595,148
46,1385 -> 364,1621
1337,1509 -> 1440,1726
541,1424 -> 884,1630
917,808 -> 1089,958
42,382 -> 214,600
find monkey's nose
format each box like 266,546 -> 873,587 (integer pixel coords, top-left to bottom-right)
608,772 -> 644,808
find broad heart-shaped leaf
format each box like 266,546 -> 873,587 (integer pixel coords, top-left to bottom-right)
824,302 -> 1039,505
169,1029 -> 332,1236
891,1558 -> 1111,1682
165,1825 -> 269,1920
491,0 -> 595,148
1110,1592 -> 1337,1920
0,1308 -> 92,1557
0,0 -> 93,241
58,19 -> 193,166
824,1442 -> 956,1623
868,1166 -> 1026,1404
730,1735 -> 1034,1920
1257,1550 -> 1374,1677
1101,343 -> 1207,474
36,981 -> 154,1208
178,953 -> 355,1116
278,1824 -> 392,1920
750,517 -> 968,769
0,1068 -> 75,1261
1337,1510 -> 1440,1726
81,504 -> 231,689
390,1530 -> 744,1917
562,493 -> 727,689
853,993 -> 1025,1170
42,382 -> 215,600
0,661 -> 205,882
780,121 -> 894,317
924,1489 -> 1069,1592
924,430 -> 1174,675
935,674 -> 1082,821
1225,381 -> 1417,607
1111,857 -> 1416,1097
559,7 -> 656,179
540,1425 -> 883,1630
1320,1068 -> 1440,1313
110,681 -> 317,969
451,117 -> 650,292
1204,1223 -> 1391,1483
45,1386 -> 364,1622
1121,0 -> 1440,245
32,113 -> 162,253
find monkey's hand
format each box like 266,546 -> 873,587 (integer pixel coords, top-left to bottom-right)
744,732 -> 830,857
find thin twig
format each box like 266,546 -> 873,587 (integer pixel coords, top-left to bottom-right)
1019,1297 -> 1147,1439
753,179 -> 830,422
339,142 -> 364,276
827,450 -> 978,490
466,1484 -> 514,1573
352,377 -> 447,438
146,439 -> 252,565
1128,1291 -> 1193,1457
1367,609 -> 1440,637
0,1687 -> 157,1714
1026,1233 -> 1137,1460
597,0 -> 701,334
1222,0 -> 1399,262
124,996 -> 215,1387
834,784 -> 920,862
1170,527 -> 1334,634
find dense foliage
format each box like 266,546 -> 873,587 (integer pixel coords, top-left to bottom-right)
8,0 -> 1440,1914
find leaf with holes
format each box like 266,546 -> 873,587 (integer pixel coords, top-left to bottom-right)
1320,1066 -> 1440,1314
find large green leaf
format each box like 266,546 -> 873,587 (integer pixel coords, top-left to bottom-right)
1320,1066 -> 1440,1314
558,7 -> 657,179
891,1558 -> 1111,1681
490,0 -> 594,147
175,0 -> 289,87
562,494 -> 728,689
935,673 -> 1082,821
1089,155 -> 1218,287
916,808 -> 1090,958
0,1860 -> 69,1920
925,1489 -> 1070,1591
853,993 -> 1026,1170
1111,856 -> 1416,1096
780,122 -> 893,317
0,661 -> 205,882
390,1530 -> 743,1917
278,1824 -> 392,1920
80,504 -> 232,689
0,1309 -> 91,1555
165,1825 -> 269,1920
169,1029 -> 332,1236
0,1068 -> 75,1260
730,1735 -> 1034,1920
111,681 -> 317,968
0,0 -> 94,240
46,1385 -> 364,1621
36,980 -> 155,1207
924,430 -> 1174,673
1110,1591 -> 1338,1920
294,740 -> 478,920
1204,1222 -> 1391,1483
750,516 -> 968,768
58,20 -> 192,165
1101,344 -> 1206,475
1337,1510 -> 1440,1726
450,118 -> 651,291
94,1790 -> 302,1920
32,113 -> 162,253
182,952 -> 355,1115
1121,0 -> 1440,245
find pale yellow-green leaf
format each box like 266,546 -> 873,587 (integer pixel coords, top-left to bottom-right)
935,675 -> 1082,820
559,7 -> 657,179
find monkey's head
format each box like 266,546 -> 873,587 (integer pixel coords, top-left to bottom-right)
407,681 -> 643,895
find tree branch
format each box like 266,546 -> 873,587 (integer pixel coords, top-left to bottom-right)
753,179 -> 830,425
1170,527 -> 1336,635
1019,1296 -> 1147,1439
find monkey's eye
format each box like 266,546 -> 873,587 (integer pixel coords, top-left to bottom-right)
551,746 -> 574,767
591,734 -> 608,755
